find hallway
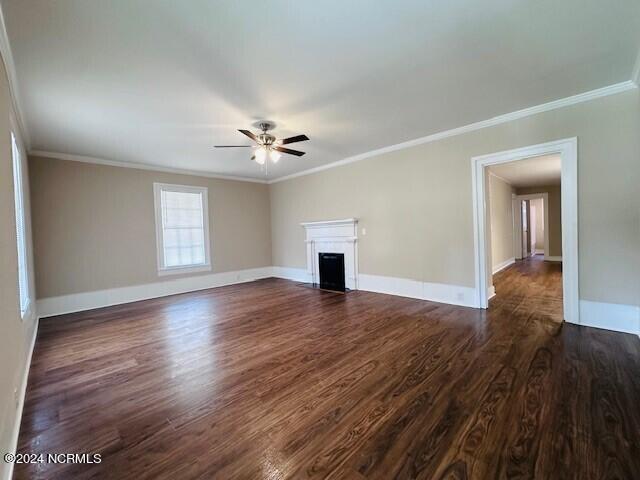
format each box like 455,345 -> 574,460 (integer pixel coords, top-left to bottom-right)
491,255 -> 563,323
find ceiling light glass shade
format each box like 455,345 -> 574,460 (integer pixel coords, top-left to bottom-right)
269,150 -> 281,163
254,147 -> 267,165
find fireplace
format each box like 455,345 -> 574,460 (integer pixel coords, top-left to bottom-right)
319,253 -> 345,292
300,218 -> 358,290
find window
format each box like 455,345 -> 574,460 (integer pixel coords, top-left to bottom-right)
12,132 -> 30,318
154,183 -> 211,275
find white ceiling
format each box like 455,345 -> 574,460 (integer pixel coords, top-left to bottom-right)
2,0 -> 639,181
489,154 -> 561,187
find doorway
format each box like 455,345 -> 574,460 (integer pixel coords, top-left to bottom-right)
522,199 -> 530,257
513,193 -> 550,260
471,138 -> 578,323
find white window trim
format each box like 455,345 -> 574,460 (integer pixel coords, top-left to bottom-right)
11,130 -> 31,320
153,182 -> 212,276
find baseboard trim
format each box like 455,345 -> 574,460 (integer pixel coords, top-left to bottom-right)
270,267 -> 476,308
36,267 -> 274,318
575,300 -> 640,336
271,266 -> 313,283
488,285 -> 496,301
492,257 -> 515,274
358,273 -> 476,308
35,267 -> 640,338
534,249 -> 544,255
544,256 -> 562,262
4,318 -> 39,480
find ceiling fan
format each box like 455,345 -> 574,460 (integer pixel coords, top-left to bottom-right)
214,121 -> 308,165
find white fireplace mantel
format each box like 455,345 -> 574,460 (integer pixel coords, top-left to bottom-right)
300,218 -> 358,289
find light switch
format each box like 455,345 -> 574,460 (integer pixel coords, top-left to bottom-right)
362,228 -> 367,236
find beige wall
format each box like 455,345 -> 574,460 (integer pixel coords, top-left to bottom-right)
270,89 -> 640,306
517,187 -> 562,256
0,61 -> 37,473
488,174 -> 515,269
29,157 -> 272,298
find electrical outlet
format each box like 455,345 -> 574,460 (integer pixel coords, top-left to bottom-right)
14,387 -> 19,408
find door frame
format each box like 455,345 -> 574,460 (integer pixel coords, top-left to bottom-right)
471,138 -> 578,323
513,193 -> 549,260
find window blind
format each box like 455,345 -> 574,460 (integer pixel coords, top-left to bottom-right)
160,189 -> 206,268
12,132 -> 29,317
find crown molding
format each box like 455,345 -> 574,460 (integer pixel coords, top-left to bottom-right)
268,81 -> 637,184
26,79 -> 638,186
0,4 -> 31,148
29,150 -> 269,184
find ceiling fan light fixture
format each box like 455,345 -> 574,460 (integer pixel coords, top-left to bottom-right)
214,122 -> 308,168
269,150 -> 281,163
254,146 -> 267,165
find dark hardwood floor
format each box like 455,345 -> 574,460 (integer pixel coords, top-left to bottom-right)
15,257 -> 640,479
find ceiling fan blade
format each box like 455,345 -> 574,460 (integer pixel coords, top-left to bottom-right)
238,129 -> 258,142
214,145 -> 253,148
274,146 -> 305,157
279,134 -> 309,145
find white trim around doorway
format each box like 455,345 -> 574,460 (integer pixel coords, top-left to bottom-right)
471,138 -> 579,324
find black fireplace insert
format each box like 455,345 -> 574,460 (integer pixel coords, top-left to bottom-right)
318,252 -> 345,292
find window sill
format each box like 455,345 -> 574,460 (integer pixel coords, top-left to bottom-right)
20,299 -> 33,322
157,264 -> 212,277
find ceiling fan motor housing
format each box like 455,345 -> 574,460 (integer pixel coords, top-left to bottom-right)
258,133 -> 276,146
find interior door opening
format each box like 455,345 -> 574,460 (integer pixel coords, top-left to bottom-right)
484,154 -> 563,322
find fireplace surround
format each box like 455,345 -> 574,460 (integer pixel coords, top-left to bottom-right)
300,218 -> 358,290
